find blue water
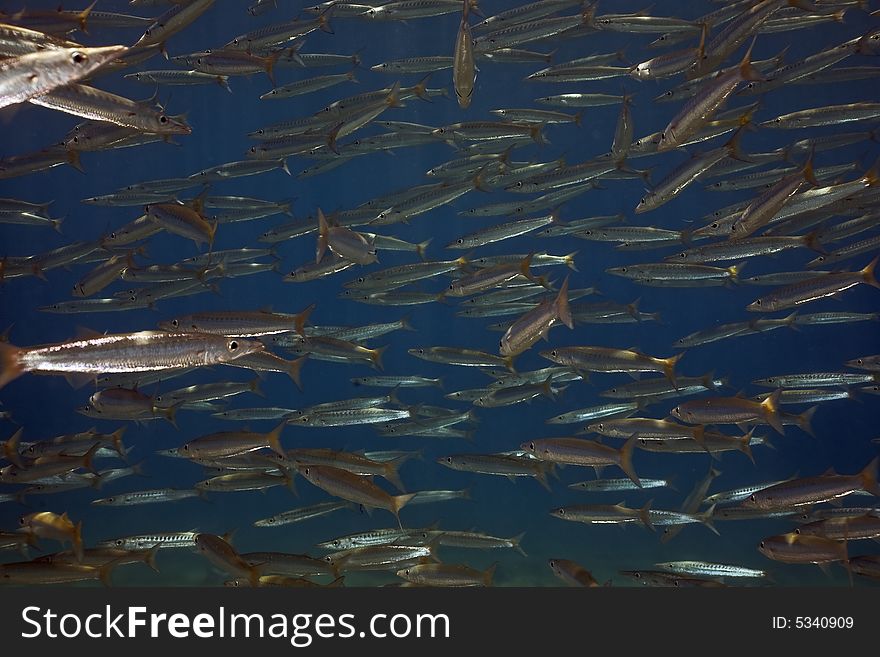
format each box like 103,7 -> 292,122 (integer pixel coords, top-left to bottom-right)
1,0 -> 879,587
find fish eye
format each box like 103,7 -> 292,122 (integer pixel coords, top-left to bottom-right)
759,541 -> 765,548
550,350 -> 558,357
71,51 -> 87,64
159,115 -> 168,124
303,467 -> 310,475
170,319 -> 179,327
857,359 -> 863,365
457,239 -> 464,244
558,508 -> 565,515
115,539 -> 124,547
228,340 -> 239,351
755,300 -> 761,305
749,494 -> 756,502
107,497 -> 114,503
445,457 -> 452,463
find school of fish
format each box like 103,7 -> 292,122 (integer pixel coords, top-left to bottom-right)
0,0 -> 879,588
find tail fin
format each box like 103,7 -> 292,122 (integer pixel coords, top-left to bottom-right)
0,342 -> 24,390
143,544 -> 160,573
638,499 -> 655,532
82,442 -> 101,475
295,304 -> 315,336
662,351 -> 684,389
316,208 -> 329,263
72,521 -> 84,563
617,435 -> 641,488
392,492 -> 417,528
266,422 -> 287,457
109,426 -> 127,456
383,457 -> 407,493
699,504 -> 719,536
371,345 -> 387,371
483,562 -> 497,586
287,355 -> 308,391
738,429 -> 756,465
555,275 -> 574,329
3,427 -> 24,469
860,255 -> 880,289
860,457 -> 880,497
510,532 -> 527,557
796,405 -> 818,438
760,388 -> 786,436
739,36 -> 764,83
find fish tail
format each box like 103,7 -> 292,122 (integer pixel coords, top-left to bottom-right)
318,10 -> 334,34
326,121 -> 343,155
739,35 -> 764,82
701,504 -> 720,536
264,50 -> 282,86
83,442 -> 101,474
728,261 -> 747,283
639,499 -> 655,532
529,124 -> 547,146
3,427 -> 24,469
618,435 -> 641,488
519,253 -> 535,280
738,430 -> 756,465
282,469 -> 298,496
802,149 -> 820,186
555,275 -> 574,329
248,565 -> 263,588
803,228 -> 826,254
249,377 -> 265,398
98,562 -> 115,588
663,351 -> 684,389
295,303 -> 315,336
162,403 -> 179,429
483,562 -> 498,587
541,376 -> 555,400
761,388 -> 786,436
66,148 -> 84,173
797,405 -> 818,438
860,457 -> 880,497
503,355 -> 517,373
860,255 -> 880,289
78,0 -> 98,33
371,345 -> 388,371
410,73 -> 432,100
73,521 -> 84,563
383,457 -> 407,493
416,238 -> 432,260
267,423 -> 287,457
287,355 -> 308,391
316,208 -> 329,263
701,371 -> 718,390
535,465 -> 553,492
0,342 -> 25,390
143,545 -> 160,573
392,492 -> 417,528
110,426 -> 127,455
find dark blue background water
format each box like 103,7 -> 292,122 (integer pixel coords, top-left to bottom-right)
1,0 -> 878,586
